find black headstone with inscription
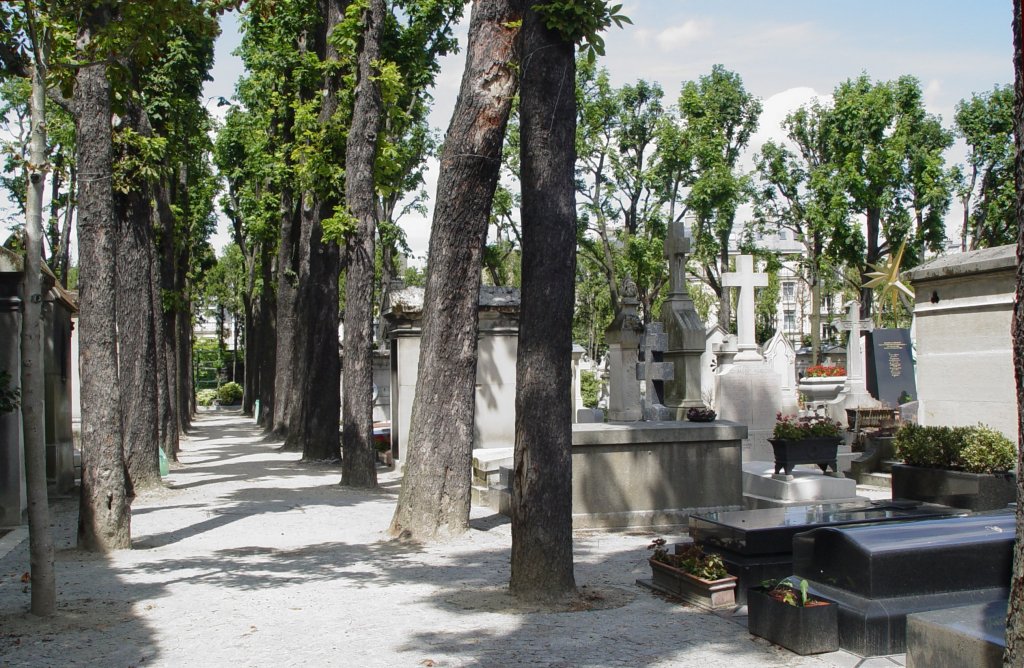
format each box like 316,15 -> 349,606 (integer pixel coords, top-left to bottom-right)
866,328 -> 916,407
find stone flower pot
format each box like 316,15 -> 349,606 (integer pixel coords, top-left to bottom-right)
768,437 -> 842,476
747,586 -> 839,655
648,559 -> 737,610
797,376 -> 846,402
891,464 -> 1016,511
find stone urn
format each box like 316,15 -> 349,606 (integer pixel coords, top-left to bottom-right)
797,376 -> 846,402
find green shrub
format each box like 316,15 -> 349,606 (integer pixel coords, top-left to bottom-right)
580,370 -> 600,408
216,382 -> 243,405
895,422 -> 1015,472
960,425 -> 1016,473
196,389 -> 218,407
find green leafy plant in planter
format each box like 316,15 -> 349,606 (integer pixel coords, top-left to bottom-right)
803,364 -> 846,378
648,538 -> 729,580
894,423 -> 1014,473
773,412 -> 843,439
892,422 -> 1016,511
748,578 -> 838,655
646,538 -> 736,609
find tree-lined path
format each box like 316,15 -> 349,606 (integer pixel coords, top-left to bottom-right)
2,411 -> 878,666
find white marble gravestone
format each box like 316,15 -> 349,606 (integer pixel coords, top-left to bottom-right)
702,324 -> 728,406
605,277 -> 644,421
832,300 -> 881,415
764,330 -> 799,414
716,254 -> 783,461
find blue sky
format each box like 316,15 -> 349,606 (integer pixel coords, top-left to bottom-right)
204,1 -> 1020,256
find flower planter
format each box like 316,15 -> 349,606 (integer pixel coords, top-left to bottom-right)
891,464 -> 1016,511
648,559 -> 737,610
797,376 -> 846,402
747,586 -> 839,655
768,437 -> 842,475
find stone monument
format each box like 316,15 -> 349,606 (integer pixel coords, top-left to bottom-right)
832,300 -> 881,416
604,277 -> 644,422
659,222 -> 706,418
715,254 -> 784,461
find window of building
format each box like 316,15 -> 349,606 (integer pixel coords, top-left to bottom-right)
782,281 -> 795,300
784,310 -> 796,331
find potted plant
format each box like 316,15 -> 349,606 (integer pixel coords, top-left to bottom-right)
797,365 -> 846,402
686,406 -> 716,422
748,578 -> 838,655
646,539 -> 737,609
769,412 -> 844,475
892,423 -> 1016,511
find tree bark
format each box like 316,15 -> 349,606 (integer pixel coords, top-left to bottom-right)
257,241 -> 277,428
340,0 -> 385,488
22,55 -> 56,615
75,10 -> 132,551
509,2 -> 577,602
389,0 -> 520,539
154,178 -> 180,459
272,188 -> 300,441
1005,1 -> 1024,664
115,102 -> 160,491
288,0 -> 345,461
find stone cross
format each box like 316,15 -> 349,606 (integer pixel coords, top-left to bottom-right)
722,254 -> 768,361
636,322 -> 674,421
833,300 -> 874,385
664,222 -> 690,296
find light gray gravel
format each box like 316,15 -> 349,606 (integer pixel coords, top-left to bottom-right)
0,410 -> 896,667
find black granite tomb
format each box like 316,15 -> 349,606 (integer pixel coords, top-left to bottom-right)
792,510 -> 1014,656
687,500 -> 959,604
866,328 -> 916,407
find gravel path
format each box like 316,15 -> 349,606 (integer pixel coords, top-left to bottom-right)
0,410 -> 895,667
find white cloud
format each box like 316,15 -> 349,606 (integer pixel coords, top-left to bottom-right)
655,19 -> 711,51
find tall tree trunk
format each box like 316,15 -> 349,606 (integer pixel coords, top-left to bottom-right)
389,0 -> 520,539
289,0 -> 344,461
509,2 -> 577,602
115,102 -> 160,492
861,206 -> 881,320
257,241 -> 277,428
75,12 -> 131,551
272,189 -> 300,441
22,55 -> 56,615
1005,1 -> 1024,663
340,0 -> 385,488
154,178 -> 180,459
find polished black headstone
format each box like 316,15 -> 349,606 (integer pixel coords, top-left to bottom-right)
792,510 -> 1014,656
689,500 -> 959,556
866,328 -> 916,406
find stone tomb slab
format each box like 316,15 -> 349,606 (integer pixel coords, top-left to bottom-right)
742,461 -> 859,508
688,500 -> 959,605
792,510 -> 1014,656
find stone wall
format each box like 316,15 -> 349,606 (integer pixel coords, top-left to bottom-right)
906,245 -> 1017,441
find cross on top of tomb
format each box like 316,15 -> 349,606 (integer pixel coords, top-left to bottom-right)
833,300 -> 873,383
664,222 -> 690,296
722,254 -> 768,360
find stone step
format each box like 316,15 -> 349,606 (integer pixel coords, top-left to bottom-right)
471,447 -> 514,486
853,470 -> 892,489
906,601 -> 1007,668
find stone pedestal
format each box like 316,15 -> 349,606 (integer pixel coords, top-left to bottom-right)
742,461 -> 861,509
660,294 -> 705,417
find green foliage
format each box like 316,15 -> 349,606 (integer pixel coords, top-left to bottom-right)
647,538 -> 729,581
196,388 -> 218,407
0,370 -> 20,414
773,412 -> 843,439
216,381 -> 243,405
896,423 -> 1015,473
763,578 -> 818,608
580,370 -> 600,408
953,85 -> 1016,250
534,0 -> 631,62
960,426 -> 1016,474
